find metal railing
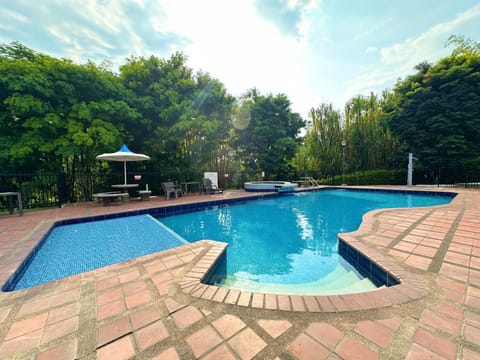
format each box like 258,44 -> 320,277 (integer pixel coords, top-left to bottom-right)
1,166 -> 479,212
1,173 -> 60,210
0,170 -> 235,211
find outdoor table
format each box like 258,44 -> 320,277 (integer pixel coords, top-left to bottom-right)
181,181 -> 201,195
0,192 -> 23,216
111,184 -> 139,193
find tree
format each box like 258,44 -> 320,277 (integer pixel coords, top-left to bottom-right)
446,35 -> 480,57
387,37 -> 480,182
119,53 -> 197,177
302,103 -> 343,179
168,72 -> 235,177
119,55 -> 236,180
0,42 -> 141,178
344,92 -> 399,172
235,89 -> 305,179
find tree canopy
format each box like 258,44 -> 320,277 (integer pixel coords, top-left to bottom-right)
0,42 -> 131,174
0,42 -> 303,184
294,35 -> 480,184
387,37 -> 480,177
234,89 -> 305,180
1,35 -> 479,189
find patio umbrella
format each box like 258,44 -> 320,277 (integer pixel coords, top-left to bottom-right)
96,144 -> 150,185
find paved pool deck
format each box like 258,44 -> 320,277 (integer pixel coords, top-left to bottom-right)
0,186 -> 479,359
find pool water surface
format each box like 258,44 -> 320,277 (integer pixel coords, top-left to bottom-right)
159,189 -> 453,293
3,188 -> 453,292
4,215 -> 186,291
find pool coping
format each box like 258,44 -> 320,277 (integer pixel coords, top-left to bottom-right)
175,188 -> 457,312
4,185 -> 480,359
176,237 -> 428,313
0,187 -> 456,313
179,188 -> 455,312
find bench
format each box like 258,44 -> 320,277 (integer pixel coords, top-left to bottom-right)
92,192 -> 129,205
138,190 -> 152,200
0,192 -> 23,215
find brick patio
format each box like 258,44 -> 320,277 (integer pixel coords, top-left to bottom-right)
0,187 -> 479,359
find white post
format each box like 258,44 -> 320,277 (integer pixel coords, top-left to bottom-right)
407,153 -> 413,187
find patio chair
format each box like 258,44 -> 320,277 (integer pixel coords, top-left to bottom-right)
161,182 -> 183,200
202,178 -> 223,194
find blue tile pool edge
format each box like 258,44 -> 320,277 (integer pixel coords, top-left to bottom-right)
299,186 -> 457,199
1,225 -> 57,292
182,238 -> 429,311
201,238 -> 401,292
338,239 -> 399,287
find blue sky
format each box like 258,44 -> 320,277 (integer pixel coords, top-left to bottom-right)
1,0 -> 479,117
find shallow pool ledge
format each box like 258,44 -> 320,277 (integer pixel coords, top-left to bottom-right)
179,239 -> 427,312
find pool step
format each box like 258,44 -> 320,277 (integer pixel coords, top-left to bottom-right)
315,270 -> 370,291
215,265 -> 378,296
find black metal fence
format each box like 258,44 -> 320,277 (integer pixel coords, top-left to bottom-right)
0,170 -> 251,211
0,172 -> 177,210
412,166 -> 480,188
1,166 -> 479,212
1,173 -> 60,210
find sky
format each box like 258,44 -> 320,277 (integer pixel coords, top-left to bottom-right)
1,0 -> 479,118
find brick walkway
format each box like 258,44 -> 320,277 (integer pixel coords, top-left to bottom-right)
0,187 -> 479,359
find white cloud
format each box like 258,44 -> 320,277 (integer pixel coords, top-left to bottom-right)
157,0 -> 310,105
2,8 -> 28,23
253,0 -> 320,40
344,2 -> 480,102
1,0 -> 478,118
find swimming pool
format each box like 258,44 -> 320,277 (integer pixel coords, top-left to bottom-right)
4,215 -> 186,291
160,189 -> 453,294
3,188 -> 454,292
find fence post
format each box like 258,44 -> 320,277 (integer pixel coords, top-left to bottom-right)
57,172 -> 67,207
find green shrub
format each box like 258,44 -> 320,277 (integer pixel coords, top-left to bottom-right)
319,169 -> 407,186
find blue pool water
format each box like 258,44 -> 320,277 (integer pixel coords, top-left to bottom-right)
4,189 -> 453,292
159,189 -> 453,293
6,215 -> 186,291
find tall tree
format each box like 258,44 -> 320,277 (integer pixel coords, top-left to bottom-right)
302,103 -> 343,179
344,92 -> 398,171
168,72 -> 235,177
235,89 -> 305,179
387,37 -> 480,181
119,53 -> 197,176
0,42 -> 135,175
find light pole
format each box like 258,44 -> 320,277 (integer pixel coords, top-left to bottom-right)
341,140 -> 346,185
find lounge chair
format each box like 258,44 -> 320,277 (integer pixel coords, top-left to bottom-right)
202,178 -> 223,194
161,182 -> 183,200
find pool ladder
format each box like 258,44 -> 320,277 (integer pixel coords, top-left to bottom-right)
301,176 -> 320,187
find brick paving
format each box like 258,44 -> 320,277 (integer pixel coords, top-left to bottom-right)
0,187 -> 479,359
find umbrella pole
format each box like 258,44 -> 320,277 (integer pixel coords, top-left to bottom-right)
124,161 -> 127,185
